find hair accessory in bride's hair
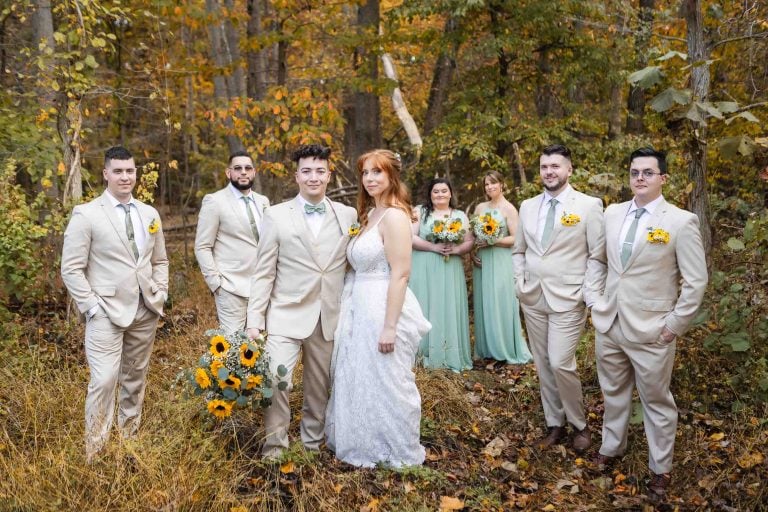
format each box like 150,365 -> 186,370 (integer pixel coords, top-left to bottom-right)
394,152 -> 402,163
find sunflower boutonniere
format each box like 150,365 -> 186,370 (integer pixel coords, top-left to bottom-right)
348,222 -> 361,237
560,212 -> 581,226
148,218 -> 160,234
647,227 -> 670,244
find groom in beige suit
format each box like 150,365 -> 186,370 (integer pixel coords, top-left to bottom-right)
246,144 -> 357,458
61,146 -> 169,462
195,150 -> 270,333
591,147 -> 707,500
512,144 -> 606,453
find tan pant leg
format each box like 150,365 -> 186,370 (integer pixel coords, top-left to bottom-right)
117,301 -> 159,438
596,320 -> 635,457
214,288 -> 248,334
83,308 -> 123,458
299,321 -> 333,450
261,331 -> 302,457
522,295 -> 587,430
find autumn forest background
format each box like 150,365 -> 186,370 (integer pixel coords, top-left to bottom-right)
1,0 -> 767,510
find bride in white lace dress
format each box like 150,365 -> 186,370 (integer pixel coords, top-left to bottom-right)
325,149 -> 431,468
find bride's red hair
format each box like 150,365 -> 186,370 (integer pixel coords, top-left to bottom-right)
356,149 -> 414,228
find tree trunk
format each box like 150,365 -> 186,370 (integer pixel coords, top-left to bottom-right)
424,17 -> 458,136
626,0 -> 654,133
683,0 -> 713,258
535,46 -> 562,118
344,0 -> 382,168
206,0 -> 245,154
607,81 -> 623,139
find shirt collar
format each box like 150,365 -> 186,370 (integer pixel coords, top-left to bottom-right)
543,183 -> 572,204
296,194 -> 327,209
629,194 -> 664,216
105,189 -> 135,208
228,182 -> 253,200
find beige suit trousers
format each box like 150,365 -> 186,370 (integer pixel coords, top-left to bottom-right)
522,293 -> 587,430
596,319 -> 677,474
84,299 -> 159,459
214,288 -> 248,334
262,320 -> 333,457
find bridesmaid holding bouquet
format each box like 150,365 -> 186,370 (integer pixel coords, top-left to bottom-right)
410,178 -> 474,372
471,171 -> 531,364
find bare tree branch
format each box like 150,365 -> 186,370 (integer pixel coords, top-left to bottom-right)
710,31 -> 768,50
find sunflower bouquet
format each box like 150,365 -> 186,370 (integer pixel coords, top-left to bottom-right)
470,210 -> 503,246
190,329 -> 282,419
426,214 -> 466,261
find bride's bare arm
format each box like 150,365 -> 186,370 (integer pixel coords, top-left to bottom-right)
380,209 -> 413,353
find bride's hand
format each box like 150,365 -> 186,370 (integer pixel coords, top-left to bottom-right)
246,327 -> 261,340
378,329 -> 395,353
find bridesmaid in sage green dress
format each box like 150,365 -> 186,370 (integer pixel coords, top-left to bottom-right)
410,178 -> 474,372
471,171 -> 532,364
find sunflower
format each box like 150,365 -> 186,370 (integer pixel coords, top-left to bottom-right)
148,219 -> 160,234
432,220 -> 445,234
246,375 -> 263,390
210,359 -> 224,376
447,219 -> 462,233
209,335 -> 230,357
219,374 -> 242,390
207,399 -> 233,419
239,343 -> 259,367
348,222 -> 361,237
483,218 -> 499,235
194,368 -> 211,389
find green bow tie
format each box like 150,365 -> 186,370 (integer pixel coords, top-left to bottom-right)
304,202 -> 326,214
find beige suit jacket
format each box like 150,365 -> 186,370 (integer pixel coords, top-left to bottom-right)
512,188 -> 607,311
246,197 -> 357,341
194,187 -> 270,297
61,191 -> 169,328
591,198 -> 708,342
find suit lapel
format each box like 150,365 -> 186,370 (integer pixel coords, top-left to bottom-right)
137,202 -> 156,260
289,197 -> 322,268
100,192 -> 136,262
543,192 -> 573,252
625,199 -> 667,270
606,203 -> 625,270
320,200 -> 347,270
526,195 -> 543,252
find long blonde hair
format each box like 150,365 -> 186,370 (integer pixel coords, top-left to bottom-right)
356,149 -> 414,228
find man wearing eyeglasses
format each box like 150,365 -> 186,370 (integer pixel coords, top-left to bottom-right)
590,147 -> 707,501
246,144 -> 357,458
195,150 -> 270,333
61,146 -> 169,462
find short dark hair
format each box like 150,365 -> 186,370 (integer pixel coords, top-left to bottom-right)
228,150 -> 252,164
104,146 -> 133,166
291,144 -> 331,164
629,147 -> 668,174
541,144 -> 572,160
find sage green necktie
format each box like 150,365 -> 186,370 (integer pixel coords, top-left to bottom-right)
241,196 -> 260,243
119,203 -> 139,261
541,198 -> 558,246
620,207 -> 646,268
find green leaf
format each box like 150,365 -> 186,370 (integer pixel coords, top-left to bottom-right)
718,136 -> 755,159
656,50 -> 688,62
262,387 -> 274,398
236,395 -> 249,407
217,367 -> 229,380
721,332 -> 750,352
627,66 -> 663,89
729,283 -> 744,293
277,381 -> 288,391
726,237 -> 745,251
725,111 -> 760,124
715,101 -> 739,114
84,55 -> 98,68
92,37 -> 106,48
277,364 -> 288,377
699,101 -> 724,120
649,87 -> 691,112
629,400 -> 644,424
222,388 -> 238,400
744,219 -> 756,242
685,103 -> 706,124
691,308 -> 710,327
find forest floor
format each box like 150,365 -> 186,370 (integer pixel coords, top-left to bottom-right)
1,238 -> 766,511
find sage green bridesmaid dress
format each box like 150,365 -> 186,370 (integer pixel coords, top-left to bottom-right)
409,209 -> 472,372
471,209 -> 532,364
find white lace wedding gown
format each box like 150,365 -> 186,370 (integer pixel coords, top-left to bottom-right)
325,213 -> 431,468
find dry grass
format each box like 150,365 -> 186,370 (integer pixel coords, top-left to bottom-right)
1,246 -> 766,511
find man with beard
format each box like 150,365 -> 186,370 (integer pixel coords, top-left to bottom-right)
195,150 -> 270,333
512,144 -> 606,454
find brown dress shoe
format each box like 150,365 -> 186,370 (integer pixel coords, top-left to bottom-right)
537,426 -> 567,448
647,472 -> 671,501
571,426 -> 591,453
590,453 -> 616,473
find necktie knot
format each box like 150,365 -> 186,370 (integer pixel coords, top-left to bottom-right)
304,202 -> 326,214
634,207 -> 646,219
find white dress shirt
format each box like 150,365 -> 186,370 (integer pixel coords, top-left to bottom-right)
536,184 -> 573,242
229,183 -> 262,232
296,194 -> 327,237
618,195 -> 664,253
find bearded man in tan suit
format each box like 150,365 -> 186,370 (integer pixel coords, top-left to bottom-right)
195,150 -> 270,333
590,147 -> 707,501
61,146 -> 169,462
512,144 -> 606,453
246,144 -> 357,458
